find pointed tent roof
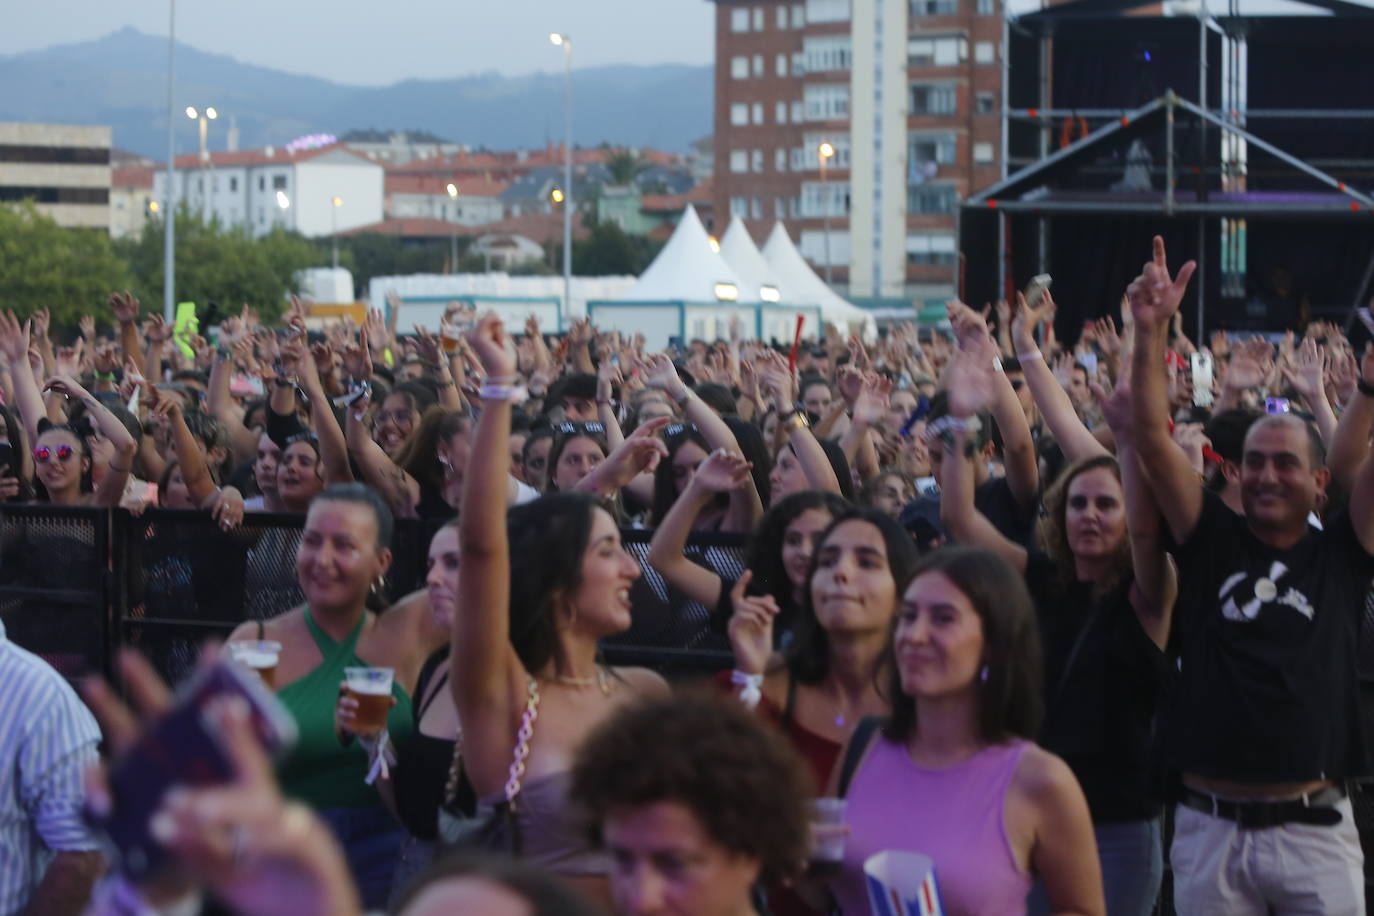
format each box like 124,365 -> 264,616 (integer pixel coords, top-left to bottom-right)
718,214 -> 781,304
761,222 -> 876,336
620,205 -> 744,302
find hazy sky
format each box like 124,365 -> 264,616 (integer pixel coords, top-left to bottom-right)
1,0 -> 717,85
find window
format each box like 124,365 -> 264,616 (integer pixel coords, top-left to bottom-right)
909,132 -> 957,166
805,132 -> 851,167
775,198 -> 787,219
975,41 -> 996,64
732,56 -> 750,79
793,4 -> 806,26
805,84 -> 850,120
791,100 -> 805,122
731,8 -> 751,31
908,36 -> 965,66
776,148 -> 788,171
730,150 -> 750,173
911,0 -> 958,14
753,54 -> 765,78
777,5 -> 789,27
776,53 -> 789,77
909,83 -> 958,115
977,0 -> 996,13
752,149 -> 764,172
907,183 -> 959,214
751,197 -> 763,219
806,0 -> 850,23
801,181 -> 851,217
776,101 -> 789,124
258,176 -> 265,191
974,141 -> 995,163
229,176 -> 238,192
800,229 -> 851,266
907,233 -> 957,265
731,196 -> 749,216
272,174 -> 287,190
731,103 -> 750,126
793,51 -> 806,75
752,102 -> 765,125
975,91 -> 996,114
197,178 -> 203,193
788,196 -> 800,217
804,36 -> 852,72
753,7 -> 765,30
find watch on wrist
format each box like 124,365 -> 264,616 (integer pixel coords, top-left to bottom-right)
783,411 -> 810,432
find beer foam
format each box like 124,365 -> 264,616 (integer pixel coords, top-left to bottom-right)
347,679 -> 392,696
234,650 -> 277,668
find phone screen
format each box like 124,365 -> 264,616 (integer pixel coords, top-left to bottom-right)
1191,352 -> 1215,408
90,662 -> 296,881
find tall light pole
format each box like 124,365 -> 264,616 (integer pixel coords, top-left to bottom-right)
163,0 -> 177,322
818,141 -> 836,284
331,196 -> 343,269
550,33 -> 573,323
185,105 -> 217,214
446,182 -> 460,272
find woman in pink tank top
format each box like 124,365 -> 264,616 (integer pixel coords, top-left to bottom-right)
828,547 -> 1104,916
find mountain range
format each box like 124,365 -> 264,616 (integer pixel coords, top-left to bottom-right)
0,28 -> 713,160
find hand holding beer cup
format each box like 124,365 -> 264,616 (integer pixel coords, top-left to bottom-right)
336,667 -> 396,741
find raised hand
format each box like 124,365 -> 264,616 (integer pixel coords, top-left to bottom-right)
851,373 -> 892,426
690,447 -> 754,494
643,352 -> 689,402
364,308 -> 388,354
79,314 -> 96,341
54,339 -> 83,377
340,327 -> 372,381
31,307 -> 51,342
727,570 -> 779,677
1282,335 -> 1326,406
143,314 -> 170,345
109,290 -> 141,324
465,312 -> 518,380
1225,338 -> 1274,392
1011,290 -> 1054,352
835,364 -> 864,409
1126,236 -> 1197,327
411,325 -> 442,366
596,358 -> 623,405
943,344 -> 998,420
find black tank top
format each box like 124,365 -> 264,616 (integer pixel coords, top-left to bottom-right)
392,647 -> 475,840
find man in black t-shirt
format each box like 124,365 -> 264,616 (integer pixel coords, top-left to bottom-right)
1128,237 -> 1374,914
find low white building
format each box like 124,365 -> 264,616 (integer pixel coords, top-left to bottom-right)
153,144 -> 384,238
385,173 -> 506,226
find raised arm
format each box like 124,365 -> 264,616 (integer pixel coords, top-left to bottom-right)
1127,237 -> 1203,544
285,339 -> 352,486
1095,356 -> 1176,649
109,291 -> 146,376
1011,292 -> 1109,463
838,372 -> 889,484
595,358 -> 626,450
938,340 -> 1029,572
1283,335 -> 1338,448
1345,343 -> 1374,555
645,448 -> 754,607
148,386 -> 218,508
0,311 -> 45,449
949,300 -> 1039,509
573,416 -> 669,501
453,313 -> 528,792
46,375 -> 136,508
344,395 -> 420,519
761,351 -> 841,495
1328,354 -> 1374,491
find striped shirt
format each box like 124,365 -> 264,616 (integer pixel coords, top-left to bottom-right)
0,619 -> 102,916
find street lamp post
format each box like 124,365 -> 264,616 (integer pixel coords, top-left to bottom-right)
550,33 -> 573,324
446,182 -> 460,272
185,105 -> 217,213
818,141 -> 836,284
163,0 -> 176,322
331,196 -> 343,269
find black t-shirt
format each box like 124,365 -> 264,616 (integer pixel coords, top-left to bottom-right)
897,476 -> 1036,547
1166,491 -> 1374,782
1025,552 -> 1170,822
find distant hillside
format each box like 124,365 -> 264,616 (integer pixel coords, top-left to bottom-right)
0,28 -> 712,159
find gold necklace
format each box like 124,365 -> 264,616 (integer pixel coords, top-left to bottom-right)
551,666 -> 613,696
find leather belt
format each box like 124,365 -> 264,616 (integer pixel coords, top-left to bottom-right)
1178,785 -> 1346,829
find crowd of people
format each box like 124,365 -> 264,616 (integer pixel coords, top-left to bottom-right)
5,234 -> 1374,915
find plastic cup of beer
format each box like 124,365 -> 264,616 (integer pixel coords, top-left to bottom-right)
227,640 -> 282,688
439,321 -> 462,355
344,666 -> 395,734
809,797 -> 848,876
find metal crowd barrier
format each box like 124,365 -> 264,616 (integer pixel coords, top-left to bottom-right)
0,506 -> 745,687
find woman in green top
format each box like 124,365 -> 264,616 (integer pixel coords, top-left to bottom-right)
227,482 -> 444,908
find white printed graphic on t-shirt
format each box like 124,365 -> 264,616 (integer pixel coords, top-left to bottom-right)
1218,561 -> 1314,622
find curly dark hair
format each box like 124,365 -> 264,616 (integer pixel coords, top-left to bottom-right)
1035,454 -> 1131,602
789,509 -> 922,686
885,546 -> 1043,745
569,692 -> 813,886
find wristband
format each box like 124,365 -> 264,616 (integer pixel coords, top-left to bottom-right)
1016,350 -> 1044,362
731,670 -> 764,710
783,411 -> 810,432
478,381 -> 528,403
95,370 -> 116,382
1358,378 -> 1374,398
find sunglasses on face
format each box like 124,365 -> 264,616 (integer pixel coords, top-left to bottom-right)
34,445 -> 75,464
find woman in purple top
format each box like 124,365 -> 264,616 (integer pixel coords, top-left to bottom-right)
830,547 -> 1104,916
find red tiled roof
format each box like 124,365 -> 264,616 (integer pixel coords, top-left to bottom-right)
339,218 -> 482,239
480,211 -> 589,242
686,176 -> 714,204
112,166 -> 155,189
384,173 -> 508,197
170,143 -> 374,170
339,212 -> 588,242
640,193 -> 689,212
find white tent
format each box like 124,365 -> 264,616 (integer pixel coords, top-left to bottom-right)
619,205 -> 744,302
718,215 -> 781,304
762,221 -> 878,340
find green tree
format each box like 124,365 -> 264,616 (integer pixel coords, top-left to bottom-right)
0,202 -> 130,326
336,234 -> 447,293
570,221 -> 664,276
120,205 -> 325,324
605,148 -> 648,186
